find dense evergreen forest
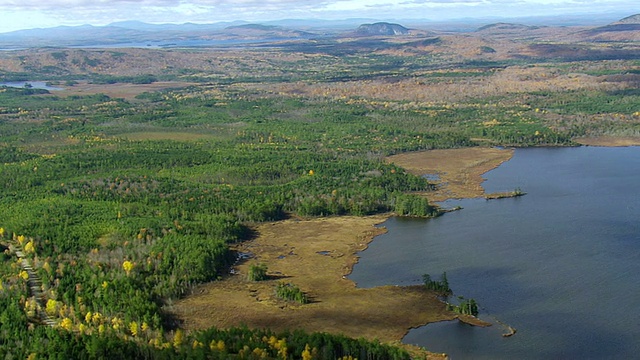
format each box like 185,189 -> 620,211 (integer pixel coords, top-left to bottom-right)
1,41 -> 639,358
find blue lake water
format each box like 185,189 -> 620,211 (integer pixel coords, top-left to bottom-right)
349,146 -> 640,359
0,81 -> 62,90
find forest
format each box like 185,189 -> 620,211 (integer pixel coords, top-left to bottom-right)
1,28 -> 639,359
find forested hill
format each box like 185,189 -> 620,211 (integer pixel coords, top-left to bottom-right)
355,22 -> 410,36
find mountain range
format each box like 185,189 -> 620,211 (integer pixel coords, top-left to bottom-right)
0,14 -> 638,49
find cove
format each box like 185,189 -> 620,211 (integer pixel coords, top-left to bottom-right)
349,146 -> 640,359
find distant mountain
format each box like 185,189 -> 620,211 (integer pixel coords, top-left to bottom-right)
612,14 -> 640,25
264,18 -> 379,31
109,20 -> 248,32
108,21 -> 168,31
223,24 -> 314,38
590,13 -> 640,32
1,14 -> 638,50
476,23 -> 540,32
591,23 -> 640,32
581,14 -> 640,41
0,25 -> 151,45
0,21 -> 316,48
355,22 -> 410,36
472,22 -> 570,41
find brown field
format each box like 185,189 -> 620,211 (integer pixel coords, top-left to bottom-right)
387,147 -> 514,202
574,136 -> 640,147
113,131 -> 217,141
173,147 -> 506,357
56,81 -> 196,100
173,216 -> 455,358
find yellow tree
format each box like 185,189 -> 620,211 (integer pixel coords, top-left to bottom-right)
24,240 -> 35,253
129,321 -> 139,337
60,317 -> 73,331
301,344 -> 313,360
122,260 -> 134,276
45,299 -> 58,316
210,340 -> 225,352
173,329 -> 184,349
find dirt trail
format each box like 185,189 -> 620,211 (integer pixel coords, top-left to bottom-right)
9,244 -> 56,327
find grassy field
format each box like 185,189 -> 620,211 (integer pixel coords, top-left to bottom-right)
174,216 -> 453,347
387,147 -> 515,202
56,81 -> 198,100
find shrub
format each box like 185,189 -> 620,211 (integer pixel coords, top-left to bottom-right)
247,263 -> 268,281
447,298 -> 479,317
423,272 -> 452,294
275,283 -> 308,304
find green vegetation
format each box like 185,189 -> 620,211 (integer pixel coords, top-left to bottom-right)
1,41 -> 639,358
275,283 -> 309,304
422,272 -> 452,294
423,273 -> 479,316
447,298 -> 479,317
0,323 -> 411,360
90,74 -> 158,84
248,263 -> 269,281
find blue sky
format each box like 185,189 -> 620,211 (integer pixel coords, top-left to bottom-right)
0,0 -> 637,33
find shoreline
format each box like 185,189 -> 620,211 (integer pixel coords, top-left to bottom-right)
387,147 -> 515,202
173,215 -> 455,359
574,136 -> 640,147
172,147 -> 518,359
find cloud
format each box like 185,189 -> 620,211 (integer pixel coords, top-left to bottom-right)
401,0 -> 485,3
0,0 -> 343,10
0,0 -> 356,29
0,0 -> 634,15
0,0 -> 636,33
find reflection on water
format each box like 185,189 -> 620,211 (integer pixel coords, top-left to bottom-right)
349,146 -> 640,359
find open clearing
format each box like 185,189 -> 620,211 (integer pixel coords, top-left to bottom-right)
387,147 -> 515,202
56,81 -> 195,100
173,147 -> 508,357
574,136 -> 640,147
173,215 -> 455,353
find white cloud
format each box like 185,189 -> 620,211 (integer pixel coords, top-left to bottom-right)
0,0 -> 342,10
0,0 -> 636,33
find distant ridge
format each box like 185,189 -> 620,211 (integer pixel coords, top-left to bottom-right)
583,14 -> 640,40
1,13 -> 639,49
355,22 -> 410,36
0,21 -> 313,48
226,24 -> 280,31
222,23 -> 314,38
612,14 -> 640,25
476,23 -> 540,32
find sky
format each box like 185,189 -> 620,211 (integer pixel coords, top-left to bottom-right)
0,0 -> 637,33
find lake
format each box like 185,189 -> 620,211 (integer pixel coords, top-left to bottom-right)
349,146 -> 640,359
0,81 -> 62,90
